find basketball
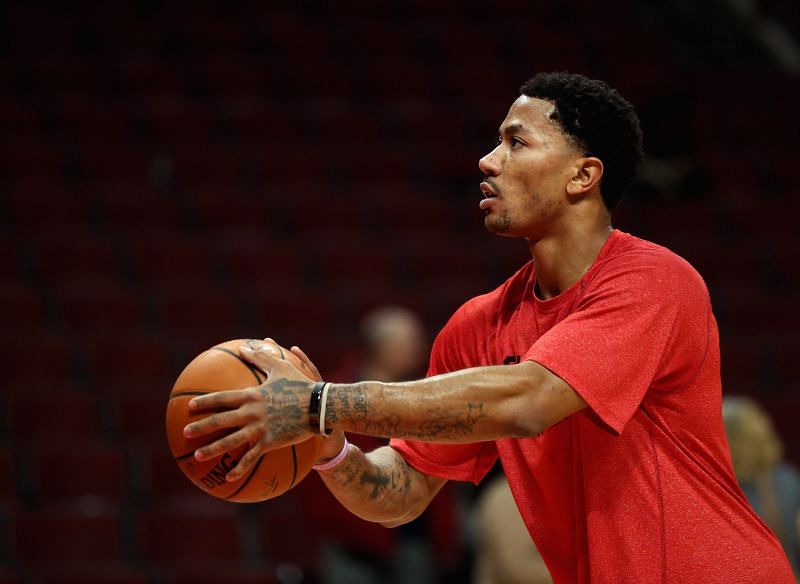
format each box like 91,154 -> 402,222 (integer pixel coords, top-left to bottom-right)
166,339 -> 325,503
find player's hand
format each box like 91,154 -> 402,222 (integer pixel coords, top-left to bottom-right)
183,339 -> 318,481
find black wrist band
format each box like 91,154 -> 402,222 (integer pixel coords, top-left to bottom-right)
309,381 -> 325,430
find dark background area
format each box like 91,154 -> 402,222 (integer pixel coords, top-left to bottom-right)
0,0 -> 798,582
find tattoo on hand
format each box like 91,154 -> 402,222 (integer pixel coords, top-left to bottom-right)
260,377 -> 308,442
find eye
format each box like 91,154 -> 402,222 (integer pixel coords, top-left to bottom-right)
510,137 -> 524,148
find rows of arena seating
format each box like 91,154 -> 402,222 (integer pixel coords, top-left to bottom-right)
2,1 -> 798,582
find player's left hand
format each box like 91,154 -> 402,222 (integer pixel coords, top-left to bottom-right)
183,339 -> 316,481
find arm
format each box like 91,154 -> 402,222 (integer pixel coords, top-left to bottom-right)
317,440 -> 447,527
323,360 -> 585,442
184,340 -> 586,479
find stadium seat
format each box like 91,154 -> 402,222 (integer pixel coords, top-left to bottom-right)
0,447 -> 14,504
0,284 -> 45,333
8,389 -> 96,442
26,439 -> 127,503
82,334 -> 174,390
30,231 -> 122,287
57,282 -> 146,334
137,503 -> 242,564
111,386 -> 170,442
30,563 -> 148,584
13,510 -> 122,564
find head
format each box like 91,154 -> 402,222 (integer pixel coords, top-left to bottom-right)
361,306 -> 427,382
478,72 -> 644,238
722,396 -> 783,482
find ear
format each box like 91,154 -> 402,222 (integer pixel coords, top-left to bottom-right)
566,157 -> 603,197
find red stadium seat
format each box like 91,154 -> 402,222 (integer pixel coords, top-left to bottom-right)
112,385 -> 169,442
13,510 -> 122,563
6,180 -> 91,230
30,230 -> 121,287
0,447 -> 14,504
30,563 -> 148,584
8,389 -> 96,442
82,334 -> 174,390
0,284 -> 45,332
0,333 -> 74,385
154,286 -> 242,336
57,282 -> 146,333
27,439 -> 127,503
137,503 -> 242,564
127,236 -> 214,287
166,566 -> 278,584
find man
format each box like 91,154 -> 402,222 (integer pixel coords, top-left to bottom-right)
184,72 -> 793,582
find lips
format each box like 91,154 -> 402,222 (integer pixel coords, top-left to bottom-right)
480,182 -> 498,199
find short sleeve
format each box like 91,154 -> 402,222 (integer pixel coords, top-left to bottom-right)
390,299 -> 499,484
525,251 -> 710,435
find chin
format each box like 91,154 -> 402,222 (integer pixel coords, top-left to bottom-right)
484,213 -> 515,236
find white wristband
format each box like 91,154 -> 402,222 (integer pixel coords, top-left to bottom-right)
318,382 -> 333,436
312,436 -> 349,471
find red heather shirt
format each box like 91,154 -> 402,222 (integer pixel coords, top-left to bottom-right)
391,230 -> 792,584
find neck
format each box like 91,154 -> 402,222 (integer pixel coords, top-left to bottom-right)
527,219 -> 614,300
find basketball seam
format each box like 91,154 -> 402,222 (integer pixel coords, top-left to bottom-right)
212,346 -> 265,384
289,445 -> 298,488
225,454 -> 266,500
168,390 -> 210,400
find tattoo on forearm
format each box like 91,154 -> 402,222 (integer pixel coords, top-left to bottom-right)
326,448 -> 414,506
330,457 -> 359,488
327,383 -> 488,441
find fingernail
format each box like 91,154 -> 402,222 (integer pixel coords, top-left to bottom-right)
188,399 -> 198,410
183,426 -> 193,437
226,473 -> 237,482
195,450 -> 204,461
241,346 -> 253,353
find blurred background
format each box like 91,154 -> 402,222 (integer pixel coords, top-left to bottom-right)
1,0 -> 798,582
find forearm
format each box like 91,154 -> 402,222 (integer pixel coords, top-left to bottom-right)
317,444 -> 442,526
324,361 -> 563,443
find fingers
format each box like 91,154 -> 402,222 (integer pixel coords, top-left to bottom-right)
290,345 -> 322,380
184,407 -> 250,438
194,426 -> 254,462
188,389 -> 251,412
226,443 -> 263,481
239,343 -> 285,372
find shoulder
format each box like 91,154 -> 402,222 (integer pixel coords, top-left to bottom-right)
439,260 -> 533,340
430,261 -> 532,372
588,231 -> 709,300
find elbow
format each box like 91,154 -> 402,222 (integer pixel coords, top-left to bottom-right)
507,409 -> 545,438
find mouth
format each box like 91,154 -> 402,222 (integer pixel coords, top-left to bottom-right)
480,182 -> 498,199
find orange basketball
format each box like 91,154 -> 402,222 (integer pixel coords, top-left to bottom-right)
166,339 -> 324,503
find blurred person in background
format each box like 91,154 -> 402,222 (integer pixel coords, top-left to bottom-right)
474,473 -> 552,584
723,396 -> 800,576
307,306 -> 458,584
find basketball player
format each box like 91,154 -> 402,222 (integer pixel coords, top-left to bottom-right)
184,73 -> 794,582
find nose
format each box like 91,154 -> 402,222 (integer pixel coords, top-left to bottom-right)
479,145 -> 502,176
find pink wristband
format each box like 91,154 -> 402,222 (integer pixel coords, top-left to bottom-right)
312,436 -> 349,471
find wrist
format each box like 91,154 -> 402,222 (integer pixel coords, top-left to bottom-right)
308,381 -> 330,435
313,432 -> 349,471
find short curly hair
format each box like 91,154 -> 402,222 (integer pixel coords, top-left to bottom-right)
519,72 -> 644,210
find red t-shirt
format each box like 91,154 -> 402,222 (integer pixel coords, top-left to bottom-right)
391,230 -> 793,583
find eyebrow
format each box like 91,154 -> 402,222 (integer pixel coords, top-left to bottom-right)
500,122 -> 530,137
